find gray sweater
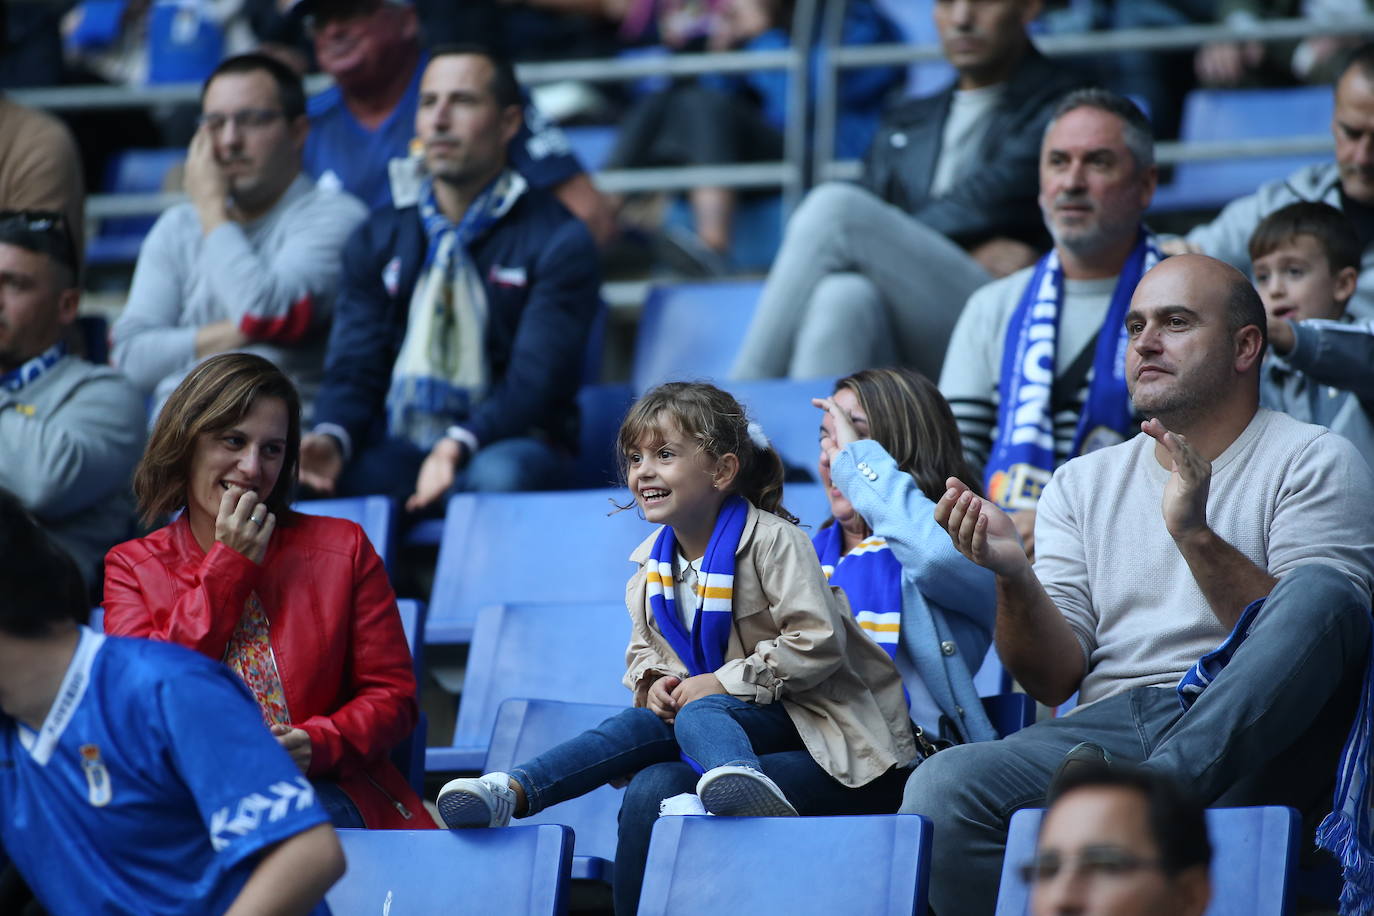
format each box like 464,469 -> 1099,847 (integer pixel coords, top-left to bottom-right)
1035,408 -> 1374,706
111,174 -> 367,414
1262,315 -> 1374,466
0,355 -> 146,586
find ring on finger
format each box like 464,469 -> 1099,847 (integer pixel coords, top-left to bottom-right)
251,511 -> 265,527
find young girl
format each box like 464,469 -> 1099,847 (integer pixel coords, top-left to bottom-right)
436,383 -> 916,897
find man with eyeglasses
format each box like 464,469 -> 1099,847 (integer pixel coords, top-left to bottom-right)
1028,764 -> 1211,916
112,52 -> 367,419
0,211 -> 144,590
296,0 -> 614,245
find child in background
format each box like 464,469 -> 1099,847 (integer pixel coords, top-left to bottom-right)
435,382 -> 915,908
1249,201 -> 1374,464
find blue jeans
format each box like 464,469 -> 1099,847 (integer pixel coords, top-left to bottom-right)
313,780 -> 366,829
902,564 -> 1370,916
337,435 -> 566,503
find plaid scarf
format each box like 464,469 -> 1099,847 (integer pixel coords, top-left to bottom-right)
813,525 -> 903,661
647,494 -> 749,677
985,230 -> 1160,511
385,169 -> 527,450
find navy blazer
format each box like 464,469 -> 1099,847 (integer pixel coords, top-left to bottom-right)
314,186 -> 601,454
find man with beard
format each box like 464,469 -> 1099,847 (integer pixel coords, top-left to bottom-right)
112,53 -> 367,417
905,253 -> 1374,915
300,47 -> 600,505
940,89 -> 1159,558
1169,43 -> 1374,320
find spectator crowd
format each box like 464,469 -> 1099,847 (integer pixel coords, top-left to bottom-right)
2,0 -> 1374,914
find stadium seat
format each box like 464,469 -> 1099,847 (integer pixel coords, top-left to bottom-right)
562,125 -> 619,173
638,813 -> 933,915
424,489 -> 647,644
630,281 -> 762,393
974,644 -> 1014,697
390,598 -> 429,794
1150,86 -> 1335,214
293,495 -> 396,572
664,194 -> 784,273
994,805 -> 1301,916
85,148 -> 184,266
729,377 -> 837,482
484,698 -> 630,881
326,825 -> 573,916
571,382 -> 634,489
981,694 -> 1035,739
427,602 -> 631,772
76,314 -> 110,365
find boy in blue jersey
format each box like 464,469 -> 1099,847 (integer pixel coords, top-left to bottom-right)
0,488 -> 344,916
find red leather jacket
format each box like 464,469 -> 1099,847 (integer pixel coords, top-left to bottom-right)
104,513 -> 431,829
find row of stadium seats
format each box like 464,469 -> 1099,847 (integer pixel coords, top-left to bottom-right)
322,803 -> 1304,915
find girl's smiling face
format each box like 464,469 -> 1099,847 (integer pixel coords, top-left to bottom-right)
626,414 -> 730,551
186,396 -> 289,528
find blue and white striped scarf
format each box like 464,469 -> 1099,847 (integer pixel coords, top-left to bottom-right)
812,524 -> 903,661
386,169 -> 527,450
647,494 -> 749,677
984,230 -> 1160,511
1178,598 -> 1374,914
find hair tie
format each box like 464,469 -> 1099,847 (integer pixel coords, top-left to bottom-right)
746,421 -> 771,452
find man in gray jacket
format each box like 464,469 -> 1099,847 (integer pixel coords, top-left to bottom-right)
0,211 -> 144,589
1170,42 -> 1374,320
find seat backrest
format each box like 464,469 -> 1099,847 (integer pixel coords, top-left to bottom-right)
451,603 -> 632,761
631,281 -> 762,393
1152,87 -> 1335,213
729,377 -> 837,483
389,598 -> 428,794
571,382 -> 635,489
293,496 -> 396,572
995,805 -> 1300,916
425,489 -> 648,644
485,698 -> 630,864
326,825 -> 573,916
638,813 -> 933,915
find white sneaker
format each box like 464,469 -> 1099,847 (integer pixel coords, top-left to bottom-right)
436,772 -> 518,828
696,765 -> 798,817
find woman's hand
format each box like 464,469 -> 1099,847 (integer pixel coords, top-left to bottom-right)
271,724 -> 312,774
670,673 -> 727,709
647,675 -> 681,724
812,396 -> 861,458
214,486 -> 275,564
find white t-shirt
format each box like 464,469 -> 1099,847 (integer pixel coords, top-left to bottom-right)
930,84 -> 1004,198
1034,407 -> 1374,706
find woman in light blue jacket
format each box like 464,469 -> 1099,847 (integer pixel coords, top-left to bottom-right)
813,367 -> 999,747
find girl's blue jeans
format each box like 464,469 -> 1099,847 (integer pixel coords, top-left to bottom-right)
505,693 -> 910,915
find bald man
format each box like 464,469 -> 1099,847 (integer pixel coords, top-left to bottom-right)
904,255 -> 1374,915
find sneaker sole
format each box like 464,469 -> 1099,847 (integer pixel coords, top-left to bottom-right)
436,789 -> 498,828
698,772 -> 798,817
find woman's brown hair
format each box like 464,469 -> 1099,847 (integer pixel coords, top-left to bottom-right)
834,367 -> 982,504
616,381 -> 797,524
134,353 -> 302,527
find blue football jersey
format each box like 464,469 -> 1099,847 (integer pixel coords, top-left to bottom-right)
0,629 -> 331,916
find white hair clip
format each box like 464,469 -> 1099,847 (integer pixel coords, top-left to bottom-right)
746,421 -> 771,451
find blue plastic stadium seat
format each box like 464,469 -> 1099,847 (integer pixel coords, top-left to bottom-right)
293,495 -> 396,572
85,148 -> 185,267
664,194 -> 784,273
631,281 -> 763,393
485,698 -> 630,881
427,602 -> 631,772
981,694 -> 1035,739
326,825 -> 573,916
995,805 -> 1300,916
76,314 -> 110,365
639,813 -> 933,915
729,377 -> 837,482
424,489 -> 647,644
390,598 -> 428,794
562,125 -> 619,173
571,383 -> 634,489
1150,87 -> 1335,214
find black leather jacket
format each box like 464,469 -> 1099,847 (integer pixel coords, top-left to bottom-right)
860,45 -> 1085,249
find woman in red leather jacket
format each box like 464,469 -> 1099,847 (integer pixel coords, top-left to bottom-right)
104,353 -> 431,829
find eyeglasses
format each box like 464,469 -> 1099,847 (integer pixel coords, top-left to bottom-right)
196,109 -> 286,133
0,210 -> 77,274
1019,848 -> 1163,884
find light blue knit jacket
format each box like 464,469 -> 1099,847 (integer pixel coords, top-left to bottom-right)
829,439 -> 998,743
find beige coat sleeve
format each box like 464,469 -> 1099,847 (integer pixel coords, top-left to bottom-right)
714,521 -> 849,704
622,565 -> 687,706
